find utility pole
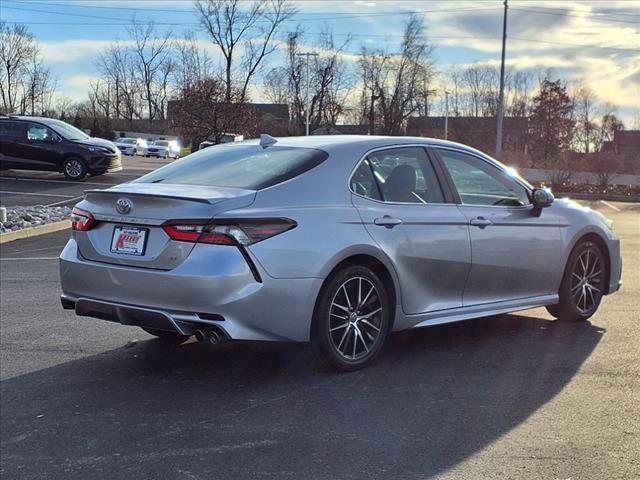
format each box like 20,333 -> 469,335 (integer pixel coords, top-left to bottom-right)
495,0 -> 508,156
296,52 -> 318,136
444,90 -> 450,140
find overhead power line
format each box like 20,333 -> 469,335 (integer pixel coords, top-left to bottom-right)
1,2 -> 502,21
8,0 -> 639,23
510,7 -> 640,25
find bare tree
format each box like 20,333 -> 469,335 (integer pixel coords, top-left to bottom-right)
170,78 -> 256,145
280,28 -> 352,133
127,20 -> 174,123
262,66 -> 289,105
95,41 -> 143,124
173,31 -> 215,91
51,95 -> 76,120
358,48 -> 388,133
359,14 -> 434,135
0,22 -> 56,115
195,0 -> 295,102
571,83 -> 600,153
0,23 -> 35,113
458,64 -> 501,117
21,48 -> 56,115
506,70 -> 532,117
444,66 -> 463,117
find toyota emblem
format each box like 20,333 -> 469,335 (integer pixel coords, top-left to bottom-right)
115,198 -> 133,215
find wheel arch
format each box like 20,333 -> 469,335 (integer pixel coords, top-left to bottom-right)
312,252 -> 400,335
567,231 -> 612,294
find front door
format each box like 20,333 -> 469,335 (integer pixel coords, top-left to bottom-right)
351,146 -> 471,316
20,123 -> 63,170
434,147 -> 562,306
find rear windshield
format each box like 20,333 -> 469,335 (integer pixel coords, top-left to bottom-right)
134,145 -> 328,190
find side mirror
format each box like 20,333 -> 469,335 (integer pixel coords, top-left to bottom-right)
45,136 -> 59,144
531,188 -> 554,215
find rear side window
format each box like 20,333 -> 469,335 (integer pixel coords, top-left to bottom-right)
364,147 -> 445,203
0,121 -> 26,139
350,159 -> 382,200
135,145 -> 328,190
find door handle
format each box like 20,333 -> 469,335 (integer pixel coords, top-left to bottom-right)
374,216 -> 403,228
469,216 -> 492,228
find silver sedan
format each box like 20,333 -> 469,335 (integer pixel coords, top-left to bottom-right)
59,135 -> 622,370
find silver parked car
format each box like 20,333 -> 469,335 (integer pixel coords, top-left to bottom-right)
60,135 -> 622,370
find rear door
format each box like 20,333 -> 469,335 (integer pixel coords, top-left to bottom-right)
0,121 -> 30,168
433,147 -> 562,306
351,146 -> 471,316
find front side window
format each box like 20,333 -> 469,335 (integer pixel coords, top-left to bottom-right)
437,149 -> 530,207
135,145 -> 328,190
27,124 -> 57,142
365,147 -> 444,204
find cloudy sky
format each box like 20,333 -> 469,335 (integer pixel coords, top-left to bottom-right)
2,0 -> 639,123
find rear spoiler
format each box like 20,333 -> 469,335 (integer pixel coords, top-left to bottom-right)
84,183 -> 256,205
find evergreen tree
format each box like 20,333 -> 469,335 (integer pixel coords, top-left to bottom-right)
528,79 -> 574,164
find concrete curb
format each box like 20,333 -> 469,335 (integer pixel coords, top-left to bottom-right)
556,192 -> 640,203
0,219 -> 70,244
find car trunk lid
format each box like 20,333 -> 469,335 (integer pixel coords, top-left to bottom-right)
74,183 -> 256,270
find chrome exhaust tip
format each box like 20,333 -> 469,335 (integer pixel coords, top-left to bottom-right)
195,329 -> 220,345
207,330 -> 220,345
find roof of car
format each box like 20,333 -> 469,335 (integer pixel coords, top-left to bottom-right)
240,134 -> 488,157
0,115 -> 59,123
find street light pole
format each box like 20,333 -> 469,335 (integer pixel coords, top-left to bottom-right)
444,90 -> 450,140
296,52 -> 318,136
495,0 -> 508,156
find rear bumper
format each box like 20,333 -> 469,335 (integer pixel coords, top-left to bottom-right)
61,295 -> 229,338
59,239 -> 323,341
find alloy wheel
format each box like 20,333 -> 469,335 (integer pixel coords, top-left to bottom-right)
65,159 -> 83,178
570,248 -> 604,314
328,277 -> 383,361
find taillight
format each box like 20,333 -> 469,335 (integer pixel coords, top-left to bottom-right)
162,218 -> 296,246
70,207 -> 95,231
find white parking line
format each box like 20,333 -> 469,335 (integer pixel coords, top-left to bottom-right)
0,191 -> 74,198
600,200 -> 621,212
0,257 -> 59,261
46,196 -> 83,207
0,176 -> 122,186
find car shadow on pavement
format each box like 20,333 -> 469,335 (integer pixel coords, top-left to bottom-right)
0,313 -> 604,480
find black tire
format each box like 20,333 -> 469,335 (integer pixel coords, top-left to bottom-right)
62,157 -> 87,180
547,240 -> 606,322
311,265 -> 391,371
141,327 -> 190,343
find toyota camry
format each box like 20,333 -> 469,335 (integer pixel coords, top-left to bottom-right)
59,135 -> 622,370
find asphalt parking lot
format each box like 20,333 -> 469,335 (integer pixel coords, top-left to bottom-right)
1,188 -> 639,476
0,155 -> 173,207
